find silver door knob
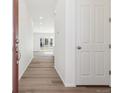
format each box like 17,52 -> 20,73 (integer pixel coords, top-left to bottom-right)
77,46 -> 82,50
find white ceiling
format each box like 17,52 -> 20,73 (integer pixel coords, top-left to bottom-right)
25,0 -> 58,32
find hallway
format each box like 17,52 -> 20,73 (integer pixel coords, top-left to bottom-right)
19,56 -> 111,93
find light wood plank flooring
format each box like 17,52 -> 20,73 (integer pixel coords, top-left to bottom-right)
19,56 -> 111,93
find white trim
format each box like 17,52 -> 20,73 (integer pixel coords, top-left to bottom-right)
19,56 -> 33,80
55,65 -> 76,87
65,0 -> 76,87
54,65 -> 65,85
64,83 -> 76,87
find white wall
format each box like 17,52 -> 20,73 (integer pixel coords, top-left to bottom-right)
65,0 -> 76,87
54,0 -> 66,84
0,0 -> 12,92
54,0 -> 76,87
19,0 -> 33,79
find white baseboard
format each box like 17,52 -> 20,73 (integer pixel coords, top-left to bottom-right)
64,83 -> 76,87
54,65 -> 65,85
54,65 -> 76,87
19,56 -> 33,80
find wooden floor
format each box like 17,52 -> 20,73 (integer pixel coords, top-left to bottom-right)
19,56 -> 111,93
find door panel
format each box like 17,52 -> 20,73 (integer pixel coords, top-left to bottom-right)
80,6 -> 91,43
95,52 -> 104,75
76,0 -> 110,85
80,52 -> 91,75
95,6 -> 104,43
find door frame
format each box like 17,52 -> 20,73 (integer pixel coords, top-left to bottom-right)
13,0 -> 19,93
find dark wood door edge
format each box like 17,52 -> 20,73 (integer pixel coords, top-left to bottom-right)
13,0 -> 19,93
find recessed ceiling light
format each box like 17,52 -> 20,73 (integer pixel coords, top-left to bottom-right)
40,17 -> 43,19
54,10 -> 56,13
40,23 -> 43,25
31,21 -> 34,26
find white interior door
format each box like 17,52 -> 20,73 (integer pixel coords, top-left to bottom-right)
76,0 -> 111,85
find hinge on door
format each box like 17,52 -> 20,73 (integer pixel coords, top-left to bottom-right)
109,17 -> 111,23
109,44 -> 111,49
109,70 -> 111,75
